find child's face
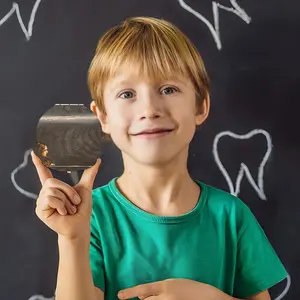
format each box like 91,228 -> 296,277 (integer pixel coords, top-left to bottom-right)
92,63 -> 209,165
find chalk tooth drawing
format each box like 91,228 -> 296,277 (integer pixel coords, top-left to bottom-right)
274,274 -> 291,300
214,130 -> 291,297
0,0 -> 43,40
213,129 -> 272,200
11,148 -> 38,199
178,0 -> 251,50
28,295 -> 55,300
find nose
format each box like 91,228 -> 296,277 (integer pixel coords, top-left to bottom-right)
138,90 -> 164,120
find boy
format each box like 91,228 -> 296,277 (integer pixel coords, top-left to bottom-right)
32,16 -> 287,300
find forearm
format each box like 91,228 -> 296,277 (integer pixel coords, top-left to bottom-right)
55,235 -> 98,300
223,294 -> 245,299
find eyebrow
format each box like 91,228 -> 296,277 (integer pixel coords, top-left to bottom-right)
167,77 -> 187,85
108,77 -> 187,93
109,80 -> 131,93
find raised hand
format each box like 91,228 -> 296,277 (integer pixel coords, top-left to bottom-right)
31,151 -> 101,240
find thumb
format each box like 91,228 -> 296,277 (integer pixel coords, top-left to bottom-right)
76,158 -> 101,192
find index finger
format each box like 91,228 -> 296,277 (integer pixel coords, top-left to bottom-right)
31,150 -> 53,185
118,282 -> 161,300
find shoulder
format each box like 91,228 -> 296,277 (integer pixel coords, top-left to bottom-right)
92,180 -> 113,203
196,180 -> 255,235
90,177 -> 119,219
198,180 -> 248,214
92,176 -> 121,203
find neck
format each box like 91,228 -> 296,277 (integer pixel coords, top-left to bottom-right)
116,149 -> 200,216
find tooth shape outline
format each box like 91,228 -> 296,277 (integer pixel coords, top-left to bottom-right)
178,0 -> 251,50
213,129 -> 272,200
28,295 -> 55,300
0,0 -> 43,41
11,148 -> 38,199
274,274 -> 291,300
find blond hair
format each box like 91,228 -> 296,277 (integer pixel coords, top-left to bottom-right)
87,16 -> 210,113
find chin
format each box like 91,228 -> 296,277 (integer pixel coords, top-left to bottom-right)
130,149 -> 185,166
119,139 -> 191,166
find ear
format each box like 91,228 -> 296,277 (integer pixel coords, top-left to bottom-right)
90,101 -> 110,134
195,93 -> 210,126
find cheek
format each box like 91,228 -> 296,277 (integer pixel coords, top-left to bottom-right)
107,117 -> 129,151
175,107 -> 197,139
106,108 -> 132,141
175,103 -> 196,124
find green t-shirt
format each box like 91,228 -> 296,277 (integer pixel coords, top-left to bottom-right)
90,178 -> 287,300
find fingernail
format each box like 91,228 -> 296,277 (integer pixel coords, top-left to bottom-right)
117,292 -> 124,299
73,194 -> 81,204
70,205 -> 77,214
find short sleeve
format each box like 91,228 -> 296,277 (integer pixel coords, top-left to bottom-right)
233,199 -> 288,298
90,209 -> 105,292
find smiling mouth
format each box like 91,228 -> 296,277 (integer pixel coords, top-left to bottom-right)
132,129 -> 174,138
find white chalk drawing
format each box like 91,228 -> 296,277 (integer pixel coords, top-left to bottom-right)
11,149 -> 57,300
11,148 -> 38,199
274,274 -> 291,300
213,129 -> 272,200
11,148 -> 79,198
28,295 -> 54,300
11,148 -> 56,300
213,129 -> 291,298
178,0 -> 251,50
0,0 -> 43,40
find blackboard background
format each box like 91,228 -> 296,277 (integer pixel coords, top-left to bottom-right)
0,0 -> 299,299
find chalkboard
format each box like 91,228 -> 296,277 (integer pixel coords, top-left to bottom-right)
1,0 -> 299,299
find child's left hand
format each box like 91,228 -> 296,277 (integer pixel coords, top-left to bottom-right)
117,278 -> 233,300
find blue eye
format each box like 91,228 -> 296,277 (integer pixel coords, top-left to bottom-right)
161,87 -> 177,95
119,91 -> 134,99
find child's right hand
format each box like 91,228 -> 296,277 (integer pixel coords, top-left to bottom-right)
31,151 -> 101,240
